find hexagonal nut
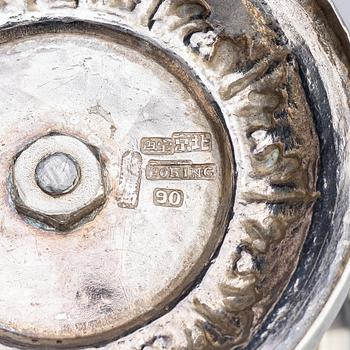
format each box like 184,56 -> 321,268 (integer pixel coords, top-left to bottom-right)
11,134 -> 107,231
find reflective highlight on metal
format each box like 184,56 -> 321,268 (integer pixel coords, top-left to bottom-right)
0,0 -> 348,349
35,152 -> 80,196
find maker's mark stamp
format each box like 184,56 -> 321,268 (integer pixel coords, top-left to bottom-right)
27,0 -> 78,10
141,132 -> 212,155
173,132 -> 212,153
141,137 -> 174,155
117,151 -> 142,209
146,160 -> 217,181
153,188 -> 184,208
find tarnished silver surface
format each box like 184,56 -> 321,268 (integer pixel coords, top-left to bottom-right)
0,0 -> 347,349
0,24 -> 232,345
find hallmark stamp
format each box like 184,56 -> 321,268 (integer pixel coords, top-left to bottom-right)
140,137 -> 174,155
117,151 -> 142,209
140,132 -> 212,155
27,0 -> 78,10
86,0 -> 138,11
173,132 -> 212,153
146,160 -> 217,181
153,188 -> 184,208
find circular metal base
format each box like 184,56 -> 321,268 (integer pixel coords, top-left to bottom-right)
0,22 -> 232,346
0,1 -> 347,349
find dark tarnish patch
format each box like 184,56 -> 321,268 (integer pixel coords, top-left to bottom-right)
141,335 -> 172,349
76,281 -> 116,315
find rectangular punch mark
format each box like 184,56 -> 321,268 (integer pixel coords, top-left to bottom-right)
146,160 -> 217,181
117,151 -> 143,209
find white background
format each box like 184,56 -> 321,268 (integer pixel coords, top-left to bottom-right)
319,1 -> 350,350
333,0 -> 350,28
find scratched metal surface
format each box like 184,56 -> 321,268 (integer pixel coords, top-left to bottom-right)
0,28 -> 231,343
0,1 -> 347,350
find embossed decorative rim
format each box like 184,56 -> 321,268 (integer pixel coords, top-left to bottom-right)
253,1 -> 350,349
0,1 -> 348,349
293,1 -> 350,341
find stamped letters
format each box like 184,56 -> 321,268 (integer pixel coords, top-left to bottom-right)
141,132 -> 212,155
146,160 -> 217,181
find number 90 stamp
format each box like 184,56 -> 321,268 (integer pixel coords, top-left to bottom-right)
153,188 -> 184,208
